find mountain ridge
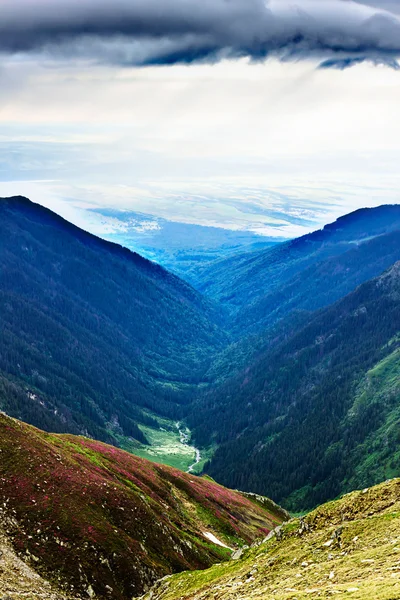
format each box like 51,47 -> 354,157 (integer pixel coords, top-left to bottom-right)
193,204 -> 400,324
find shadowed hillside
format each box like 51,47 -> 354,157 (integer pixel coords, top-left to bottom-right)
0,196 -> 225,444
194,205 -> 400,334
191,262 -> 400,510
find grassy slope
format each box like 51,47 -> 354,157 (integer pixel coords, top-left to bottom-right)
0,414 -> 287,600
141,478 -> 400,600
343,342 -> 400,491
120,415 -> 199,472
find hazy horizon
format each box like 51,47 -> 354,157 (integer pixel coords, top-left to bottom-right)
2,1 -> 400,240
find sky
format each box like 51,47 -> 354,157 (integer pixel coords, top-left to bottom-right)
1,0 -> 400,239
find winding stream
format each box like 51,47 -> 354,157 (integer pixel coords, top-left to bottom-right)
175,422 -> 202,473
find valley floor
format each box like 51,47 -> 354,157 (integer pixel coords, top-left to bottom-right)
119,415 -> 212,474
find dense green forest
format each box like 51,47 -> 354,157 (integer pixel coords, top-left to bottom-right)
190,263 -> 400,510
238,229 -> 400,334
0,196 -> 225,445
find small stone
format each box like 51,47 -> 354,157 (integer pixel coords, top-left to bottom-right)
329,571 -> 335,580
231,548 -> 244,560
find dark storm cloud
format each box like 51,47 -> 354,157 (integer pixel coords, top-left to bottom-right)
2,0 -> 400,67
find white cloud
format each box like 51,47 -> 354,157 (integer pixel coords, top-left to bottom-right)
0,43 -> 399,236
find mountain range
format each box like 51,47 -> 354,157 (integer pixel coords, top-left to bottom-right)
1,196 -> 400,510
194,204 -> 400,334
1,195 -> 400,598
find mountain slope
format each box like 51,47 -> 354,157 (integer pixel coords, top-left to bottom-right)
0,413 -> 288,600
0,196 -> 225,444
238,229 -> 400,334
190,262 -> 400,510
0,522 -> 71,600
141,477 -> 400,600
195,205 -> 400,324
198,228 -> 400,387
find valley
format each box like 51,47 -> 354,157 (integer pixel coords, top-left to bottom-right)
1,196 -> 400,599
1,196 -> 400,514
2,7 -> 400,597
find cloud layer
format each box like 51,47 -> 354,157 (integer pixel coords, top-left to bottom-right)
1,0 -> 400,67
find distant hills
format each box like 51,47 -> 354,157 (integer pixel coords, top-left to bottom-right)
0,413 -> 286,599
87,207 -> 278,283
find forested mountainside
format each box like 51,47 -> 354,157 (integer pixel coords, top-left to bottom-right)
143,477 -> 400,600
237,229 -> 400,335
194,205 -> 400,327
189,263 -> 400,511
0,196 -> 225,445
0,414 -> 287,600
199,220 -> 400,385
